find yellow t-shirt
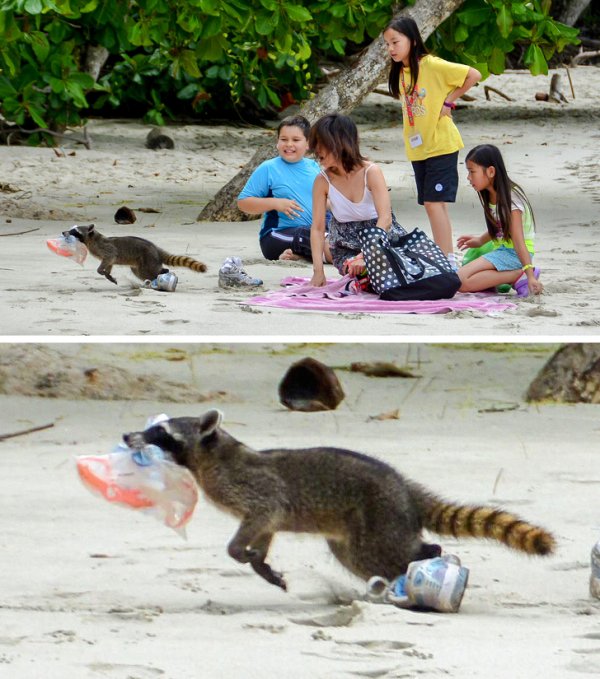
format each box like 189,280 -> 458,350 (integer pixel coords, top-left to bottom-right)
399,55 -> 470,162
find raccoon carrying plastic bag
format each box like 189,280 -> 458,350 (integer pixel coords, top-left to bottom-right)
76,414 -> 198,537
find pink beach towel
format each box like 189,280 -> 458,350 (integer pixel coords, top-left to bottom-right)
244,276 -> 517,315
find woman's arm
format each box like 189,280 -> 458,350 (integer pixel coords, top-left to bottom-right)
309,176 -> 329,287
367,165 -> 393,232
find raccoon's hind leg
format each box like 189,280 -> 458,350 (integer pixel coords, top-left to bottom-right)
327,505 -> 431,581
131,265 -> 168,281
131,249 -> 167,282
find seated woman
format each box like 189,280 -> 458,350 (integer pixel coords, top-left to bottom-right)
238,115 -> 330,263
307,113 -> 405,287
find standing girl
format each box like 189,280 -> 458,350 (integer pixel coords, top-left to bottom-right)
307,113 -> 405,288
384,17 -> 481,268
456,144 -> 542,296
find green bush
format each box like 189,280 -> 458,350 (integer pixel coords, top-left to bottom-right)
0,0 -> 580,138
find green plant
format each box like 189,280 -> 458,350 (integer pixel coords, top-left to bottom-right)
0,0 -> 581,138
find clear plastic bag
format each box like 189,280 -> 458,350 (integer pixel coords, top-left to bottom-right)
46,232 -> 88,265
76,415 -> 198,537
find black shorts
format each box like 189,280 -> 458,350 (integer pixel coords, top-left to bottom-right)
411,151 -> 459,205
259,227 -> 312,260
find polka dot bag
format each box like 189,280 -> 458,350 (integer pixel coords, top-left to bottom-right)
358,226 -> 461,301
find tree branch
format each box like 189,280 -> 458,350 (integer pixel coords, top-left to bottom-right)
197,0 -> 466,222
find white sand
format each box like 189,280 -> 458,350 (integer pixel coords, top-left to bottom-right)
1,68 -> 600,337
0,343 -> 599,678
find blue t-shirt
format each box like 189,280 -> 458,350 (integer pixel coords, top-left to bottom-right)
238,156 -> 319,239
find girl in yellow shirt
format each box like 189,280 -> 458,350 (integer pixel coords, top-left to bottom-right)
384,17 -> 481,269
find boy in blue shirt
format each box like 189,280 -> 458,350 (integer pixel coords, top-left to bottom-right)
238,115 -> 330,262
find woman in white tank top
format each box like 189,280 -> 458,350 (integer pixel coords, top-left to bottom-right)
308,113 -> 405,287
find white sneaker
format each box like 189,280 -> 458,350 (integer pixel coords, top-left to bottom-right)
218,256 -> 263,289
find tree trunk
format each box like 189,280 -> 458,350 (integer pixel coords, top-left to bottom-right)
197,0 -> 466,222
84,45 -> 110,83
526,344 -> 600,403
559,0 -> 592,26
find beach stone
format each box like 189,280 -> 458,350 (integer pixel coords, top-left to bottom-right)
114,206 -> 136,224
278,357 -> 345,411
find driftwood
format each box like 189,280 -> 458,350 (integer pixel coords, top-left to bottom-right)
0,125 -> 91,148
196,0 -> 467,222
570,48 -> 600,66
483,85 -> 514,102
0,422 -> 55,442
535,73 -> 569,103
0,227 -> 40,237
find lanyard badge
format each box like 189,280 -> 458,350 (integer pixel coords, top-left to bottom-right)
400,69 -> 423,149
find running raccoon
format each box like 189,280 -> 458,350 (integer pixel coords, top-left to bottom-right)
64,224 -> 207,285
124,410 -> 555,591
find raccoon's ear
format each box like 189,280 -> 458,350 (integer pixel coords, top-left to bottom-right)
198,409 -> 223,438
88,224 -> 95,233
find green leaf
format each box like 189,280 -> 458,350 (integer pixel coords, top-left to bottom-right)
284,4 -> 312,22
488,46 -> 505,74
69,72 -> 95,88
255,11 -> 279,35
48,76 -> 64,94
178,49 -> 201,78
65,80 -> 88,107
454,23 -> 470,43
80,0 -> 99,13
456,2 -> 490,27
27,103 -> 47,128
0,76 -> 18,98
196,36 -> 224,60
199,0 -> 220,13
496,5 -> 513,39
201,15 -> 222,38
177,83 -> 199,99
24,0 -> 43,14
524,43 -> 547,76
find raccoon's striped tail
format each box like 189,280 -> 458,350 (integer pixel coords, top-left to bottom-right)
424,499 -> 555,556
164,254 -> 207,273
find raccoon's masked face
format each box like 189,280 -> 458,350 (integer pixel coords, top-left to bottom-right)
124,422 -> 186,466
62,224 -> 95,242
123,410 -> 223,469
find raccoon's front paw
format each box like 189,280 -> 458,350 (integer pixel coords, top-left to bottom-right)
251,560 -> 287,591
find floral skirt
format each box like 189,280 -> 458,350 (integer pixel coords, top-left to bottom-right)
329,213 -> 406,274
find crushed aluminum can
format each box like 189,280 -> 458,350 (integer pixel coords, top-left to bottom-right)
147,271 -> 178,292
366,554 -> 469,613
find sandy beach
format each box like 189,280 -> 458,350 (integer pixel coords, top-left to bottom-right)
1,67 -> 600,337
0,342 -> 599,678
